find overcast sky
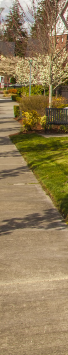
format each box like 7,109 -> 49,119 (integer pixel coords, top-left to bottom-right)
0,0 -> 33,30
0,0 -> 32,19
0,0 -> 67,34
0,0 -> 31,11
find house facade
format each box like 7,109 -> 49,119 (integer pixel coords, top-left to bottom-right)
0,41 -> 15,87
0,41 -> 15,57
55,0 -> 68,98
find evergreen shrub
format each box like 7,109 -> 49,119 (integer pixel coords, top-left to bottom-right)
14,105 -> 20,118
10,77 -> 16,84
11,94 -> 17,101
21,85 -> 49,96
17,88 -> 22,96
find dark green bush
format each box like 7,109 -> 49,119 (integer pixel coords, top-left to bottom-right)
14,105 -> 20,118
18,85 -> 49,96
60,125 -> 68,132
15,96 -> 21,103
17,88 -> 22,97
11,94 -> 17,101
10,76 -> 16,84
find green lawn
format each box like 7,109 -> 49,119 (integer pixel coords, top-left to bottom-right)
10,133 -> 68,223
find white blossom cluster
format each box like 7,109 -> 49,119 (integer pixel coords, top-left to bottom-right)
0,55 -> 16,77
15,51 -> 68,88
0,50 -> 68,89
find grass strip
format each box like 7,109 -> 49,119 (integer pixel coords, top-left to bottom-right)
10,133 -> 68,223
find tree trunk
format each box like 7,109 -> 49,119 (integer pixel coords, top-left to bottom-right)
56,89 -> 58,98
49,52 -> 52,107
54,0 -> 57,50
49,24 -> 53,108
49,84 -> 52,108
7,76 -> 9,89
29,61 -> 32,96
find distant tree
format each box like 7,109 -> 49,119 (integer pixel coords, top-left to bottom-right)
0,7 -> 5,40
10,76 -> 16,84
30,0 -> 60,53
28,0 -> 67,106
3,0 -> 28,57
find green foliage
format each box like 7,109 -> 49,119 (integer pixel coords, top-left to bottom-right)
3,0 -> 28,56
62,80 -> 68,86
40,115 -> 47,130
60,125 -> 68,133
11,94 -> 17,101
17,88 -> 22,96
10,77 -> 16,84
21,85 -> 49,96
14,105 -> 20,117
22,110 -> 40,131
10,85 -> 49,98
52,96 -> 68,108
11,134 -> 68,223
21,86 -> 29,96
16,96 -> 22,103
45,87 -> 49,96
11,93 -> 21,102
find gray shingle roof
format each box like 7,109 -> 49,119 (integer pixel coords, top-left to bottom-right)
0,41 -> 15,56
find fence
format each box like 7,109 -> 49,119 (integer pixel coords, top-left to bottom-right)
46,108 -> 68,125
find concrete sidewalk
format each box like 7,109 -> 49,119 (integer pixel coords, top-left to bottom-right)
0,101 -> 68,355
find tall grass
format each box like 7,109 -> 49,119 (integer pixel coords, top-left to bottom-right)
20,95 -> 68,117
20,95 -> 49,117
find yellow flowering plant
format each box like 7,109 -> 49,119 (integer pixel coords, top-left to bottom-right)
40,115 -> 47,129
52,96 -> 68,108
22,110 -> 40,131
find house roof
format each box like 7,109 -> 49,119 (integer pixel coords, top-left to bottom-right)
0,41 -> 15,56
25,38 -> 42,57
56,0 -> 68,35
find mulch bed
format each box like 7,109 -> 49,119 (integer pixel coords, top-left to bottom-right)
14,117 -> 44,134
14,117 -> 68,135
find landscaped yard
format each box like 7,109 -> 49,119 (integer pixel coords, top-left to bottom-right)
10,133 -> 68,223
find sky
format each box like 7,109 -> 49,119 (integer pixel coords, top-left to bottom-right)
0,0 -> 31,11
0,0 -> 68,34
0,0 -> 32,20
0,0 -> 33,30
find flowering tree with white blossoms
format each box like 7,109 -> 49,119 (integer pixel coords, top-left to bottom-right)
15,54 -> 51,95
16,50 -> 68,92
25,0 -> 68,106
0,50 -> 67,101
1,0 -> 68,106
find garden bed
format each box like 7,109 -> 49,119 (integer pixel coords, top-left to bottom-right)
14,115 -> 68,134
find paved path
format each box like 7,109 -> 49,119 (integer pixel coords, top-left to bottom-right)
0,101 -> 68,355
